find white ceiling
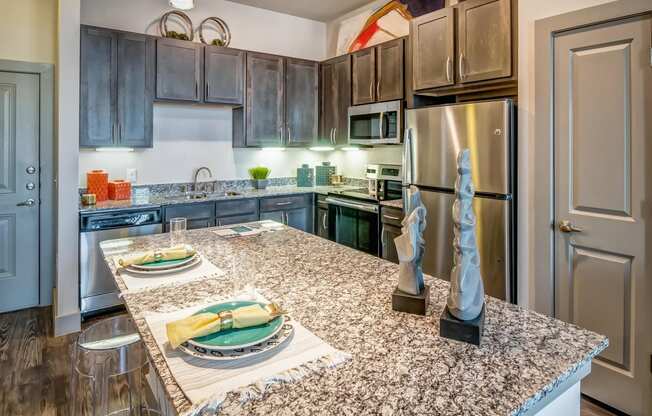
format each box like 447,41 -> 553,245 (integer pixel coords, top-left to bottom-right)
225,0 -> 373,22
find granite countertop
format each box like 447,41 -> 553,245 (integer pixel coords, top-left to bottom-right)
380,198 -> 404,210
79,185 -> 360,214
100,225 -> 607,416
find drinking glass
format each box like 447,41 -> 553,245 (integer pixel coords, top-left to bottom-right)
231,254 -> 257,300
169,217 -> 187,246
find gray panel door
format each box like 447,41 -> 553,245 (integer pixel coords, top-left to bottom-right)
554,16 -> 651,415
156,38 -> 202,102
410,7 -> 455,90
419,189 -> 509,301
352,47 -> 376,105
285,58 -> 318,147
0,72 -> 40,313
117,33 -> 154,147
204,46 -> 244,105
80,26 -> 117,147
376,39 -> 404,102
458,0 -> 511,83
245,52 -> 285,147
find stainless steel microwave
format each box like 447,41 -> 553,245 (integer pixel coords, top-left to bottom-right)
348,100 -> 402,145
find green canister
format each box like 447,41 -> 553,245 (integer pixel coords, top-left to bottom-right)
297,164 -> 314,187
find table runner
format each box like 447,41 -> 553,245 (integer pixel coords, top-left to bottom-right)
143,299 -> 351,415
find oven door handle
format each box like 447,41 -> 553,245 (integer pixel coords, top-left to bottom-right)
325,197 -> 379,213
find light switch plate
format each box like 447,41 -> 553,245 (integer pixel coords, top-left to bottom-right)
126,168 -> 138,184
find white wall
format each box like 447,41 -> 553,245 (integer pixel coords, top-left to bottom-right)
79,0 -> 331,186
517,0 -> 616,308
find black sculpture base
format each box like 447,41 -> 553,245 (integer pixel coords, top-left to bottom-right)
392,285 -> 430,316
439,304 -> 485,346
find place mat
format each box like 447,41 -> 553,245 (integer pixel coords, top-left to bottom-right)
116,255 -> 225,294
143,298 -> 351,415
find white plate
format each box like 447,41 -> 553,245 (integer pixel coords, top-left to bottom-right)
178,319 -> 294,362
124,256 -> 202,276
130,253 -> 198,271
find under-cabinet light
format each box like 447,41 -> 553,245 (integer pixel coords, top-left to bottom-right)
95,147 -> 134,152
309,146 -> 335,152
341,146 -> 361,152
260,147 -> 286,152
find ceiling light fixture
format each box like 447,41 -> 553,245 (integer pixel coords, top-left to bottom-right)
169,0 -> 194,10
309,146 -> 335,152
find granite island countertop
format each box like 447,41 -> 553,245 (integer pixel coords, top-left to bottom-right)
101,225 -> 607,416
79,185 -> 361,214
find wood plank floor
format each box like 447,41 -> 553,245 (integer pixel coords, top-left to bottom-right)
0,307 -> 620,416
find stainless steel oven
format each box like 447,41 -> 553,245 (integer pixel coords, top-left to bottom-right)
348,100 -> 402,145
326,195 -> 380,256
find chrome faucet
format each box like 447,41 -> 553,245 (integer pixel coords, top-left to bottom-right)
193,166 -> 213,193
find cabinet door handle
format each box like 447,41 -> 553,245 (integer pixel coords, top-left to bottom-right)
376,80 -> 380,99
330,128 -> 334,144
206,81 -> 209,98
287,125 -> 292,143
322,212 -> 327,230
369,81 -> 373,100
381,226 -> 386,246
276,201 -> 293,206
195,81 -> 199,99
119,123 -> 123,140
333,128 -> 337,144
445,56 -> 452,83
459,53 -> 465,80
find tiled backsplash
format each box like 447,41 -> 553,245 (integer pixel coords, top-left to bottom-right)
79,177 -> 368,196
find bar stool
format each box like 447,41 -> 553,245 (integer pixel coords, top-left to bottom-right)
71,315 -> 160,415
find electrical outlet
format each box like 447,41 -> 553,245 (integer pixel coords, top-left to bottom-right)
126,168 -> 138,184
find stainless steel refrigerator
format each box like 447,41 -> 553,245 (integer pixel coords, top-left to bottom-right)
403,99 -> 515,302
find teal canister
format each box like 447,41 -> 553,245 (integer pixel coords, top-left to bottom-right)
315,162 -> 336,186
297,164 -> 314,187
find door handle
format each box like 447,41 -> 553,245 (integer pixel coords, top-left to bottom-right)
287,125 -> 292,144
376,79 -> 380,99
446,56 -> 452,83
369,82 -> 373,100
322,213 -> 327,230
559,220 -> 583,233
17,198 -> 35,207
276,201 -> 293,206
383,214 -> 401,221
381,226 -> 386,246
378,111 -> 384,140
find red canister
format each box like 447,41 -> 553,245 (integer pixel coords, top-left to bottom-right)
87,170 -> 109,202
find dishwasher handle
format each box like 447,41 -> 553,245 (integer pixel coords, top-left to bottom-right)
80,209 -> 162,232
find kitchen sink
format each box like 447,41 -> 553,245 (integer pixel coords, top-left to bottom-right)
163,191 -> 241,201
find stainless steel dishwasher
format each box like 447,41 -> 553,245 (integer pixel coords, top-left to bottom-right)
79,208 -> 162,316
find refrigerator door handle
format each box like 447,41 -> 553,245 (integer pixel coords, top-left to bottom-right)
402,128 -> 413,186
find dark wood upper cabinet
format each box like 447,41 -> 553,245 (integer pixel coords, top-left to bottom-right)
411,0 -> 515,94
117,33 -> 155,147
351,47 -> 376,105
245,52 -> 285,147
285,58 -> 318,147
80,26 -> 154,148
411,8 -> 455,90
458,0 -> 512,83
320,55 -> 351,146
156,38 -> 202,102
376,38 -> 405,102
204,46 -> 244,105
80,27 -> 117,147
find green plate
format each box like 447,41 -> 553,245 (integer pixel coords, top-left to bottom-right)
187,301 -> 284,350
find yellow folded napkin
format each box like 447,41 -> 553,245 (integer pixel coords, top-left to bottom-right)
166,304 -> 272,349
117,244 -> 196,268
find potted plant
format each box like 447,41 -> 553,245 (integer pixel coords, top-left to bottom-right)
249,166 -> 271,190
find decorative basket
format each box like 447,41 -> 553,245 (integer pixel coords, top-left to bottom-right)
159,10 -> 194,41
198,17 -> 231,47
108,180 -> 132,201
87,170 -> 109,202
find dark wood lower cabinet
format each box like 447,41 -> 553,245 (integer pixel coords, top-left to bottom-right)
381,224 -> 401,264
